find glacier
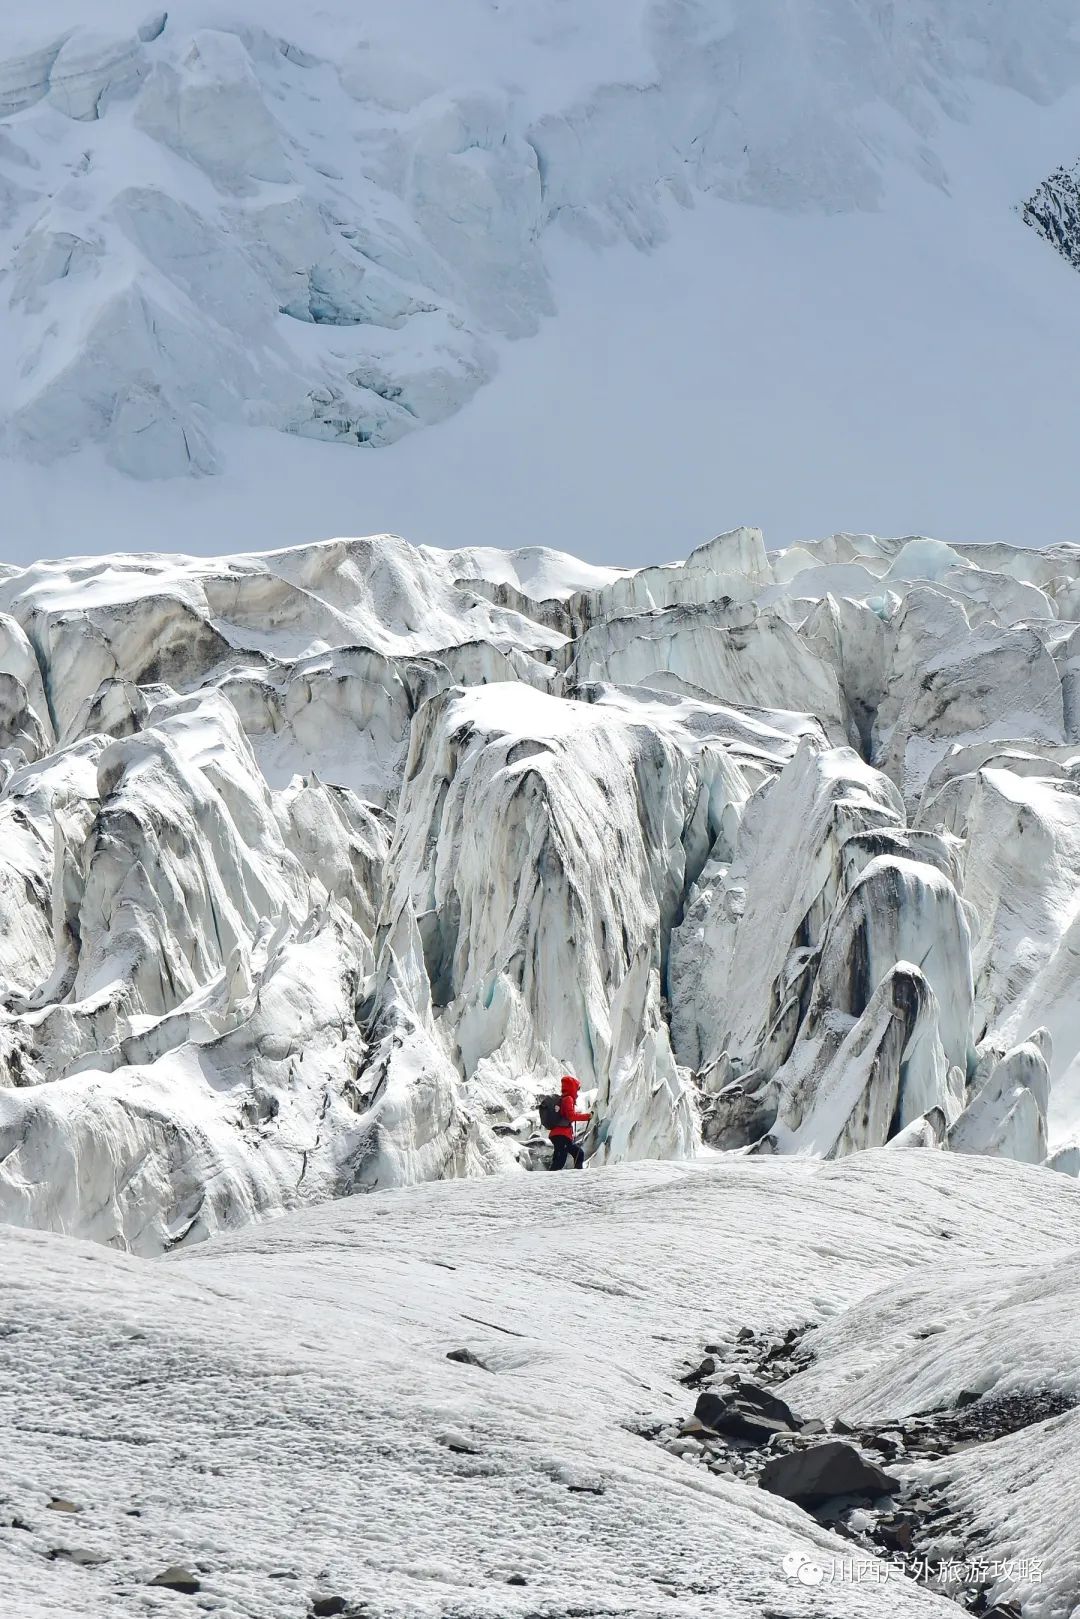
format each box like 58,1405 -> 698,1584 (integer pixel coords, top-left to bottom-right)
5,8 -> 1080,1613
2,1147 -> 1078,1619
1,525 -> 1080,1253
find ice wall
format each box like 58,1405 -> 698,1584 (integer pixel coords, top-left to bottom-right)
0,525 -> 1077,1249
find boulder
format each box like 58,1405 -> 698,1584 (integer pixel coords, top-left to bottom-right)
148,1566 -> 201,1593
732,1381 -> 801,1428
694,1385 -> 801,1443
445,1348 -> 487,1368
759,1441 -> 899,1506
721,1406 -> 795,1443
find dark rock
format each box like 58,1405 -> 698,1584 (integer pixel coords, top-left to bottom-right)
723,1406 -> 796,1444
694,1390 -> 731,1428
47,1498 -> 80,1514
310,1600 -> 348,1618
877,1513 -> 918,1552
759,1441 -> 900,1507
983,1604 -> 1022,1619
732,1381 -> 802,1429
912,1388 -> 1076,1449
680,1355 -> 717,1384
831,1417 -> 856,1435
1022,163 -> 1080,277
694,1390 -> 795,1444
899,1429 -> 940,1453
865,1433 -> 901,1459
149,1567 -> 201,1594
736,1327 -> 755,1343
506,1574 -> 528,1586
445,1348 -> 487,1368
800,1418 -> 828,1435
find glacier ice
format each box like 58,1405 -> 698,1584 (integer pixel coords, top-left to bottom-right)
0,525 -> 1078,1249
6,1146 -> 1079,1619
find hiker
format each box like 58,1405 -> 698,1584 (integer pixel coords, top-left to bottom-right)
542,1074 -> 591,1170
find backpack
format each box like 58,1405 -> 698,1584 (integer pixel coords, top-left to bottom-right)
538,1093 -> 565,1129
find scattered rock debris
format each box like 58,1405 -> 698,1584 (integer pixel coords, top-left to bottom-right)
641,1325 -> 1075,1614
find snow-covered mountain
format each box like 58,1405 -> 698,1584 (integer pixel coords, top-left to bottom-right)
3,1 -> 1080,558
2,524 -> 1080,1254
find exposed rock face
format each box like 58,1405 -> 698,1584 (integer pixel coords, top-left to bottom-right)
0,526 -> 1079,1250
1022,160 -> 1080,274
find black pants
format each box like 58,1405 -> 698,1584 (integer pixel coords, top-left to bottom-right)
549,1135 -> 585,1170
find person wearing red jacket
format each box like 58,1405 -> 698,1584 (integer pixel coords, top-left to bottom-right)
549,1074 -> 591,1170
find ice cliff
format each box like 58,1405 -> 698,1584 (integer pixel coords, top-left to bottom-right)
0,525 -> 1079,1250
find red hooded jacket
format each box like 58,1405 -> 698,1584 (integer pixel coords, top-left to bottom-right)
549,1075 -> 591,1140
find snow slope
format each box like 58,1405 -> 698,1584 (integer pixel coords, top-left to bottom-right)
2,1148 -> 1078,1619
3,3 -> 1080,560
2,526 -> 1080,1250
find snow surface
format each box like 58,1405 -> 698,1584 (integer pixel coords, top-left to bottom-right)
3,4 -> 1080,560
3,1147 -> 1078,1619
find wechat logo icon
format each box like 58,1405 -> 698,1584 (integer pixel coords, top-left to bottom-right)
782,1548 -> 825,1585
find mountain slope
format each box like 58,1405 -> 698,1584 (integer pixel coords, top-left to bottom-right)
2,3 -> 1080,560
